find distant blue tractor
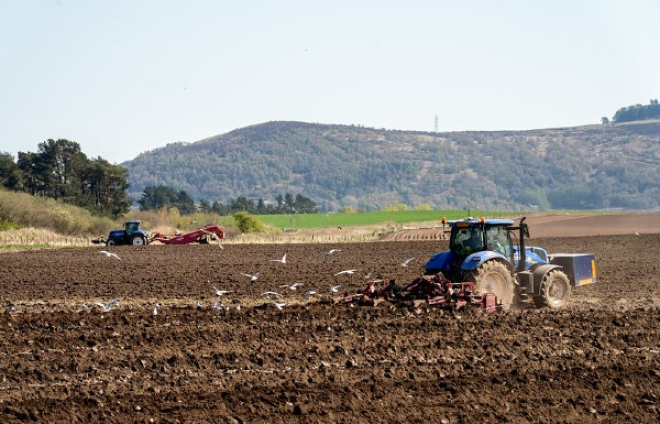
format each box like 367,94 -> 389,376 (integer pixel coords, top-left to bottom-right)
424,217 -> 597,309
92,220 -> 150,246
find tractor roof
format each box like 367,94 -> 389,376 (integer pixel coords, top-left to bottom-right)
448,218 -> 514,228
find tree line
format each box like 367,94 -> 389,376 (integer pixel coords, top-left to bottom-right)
138,185 -> 318,215
0,139 -> 130,218
612,99 -> 660,123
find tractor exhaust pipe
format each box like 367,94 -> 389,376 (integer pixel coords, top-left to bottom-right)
517,217 -> 528,273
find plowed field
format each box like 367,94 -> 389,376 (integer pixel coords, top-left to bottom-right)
0,228 -> 658,422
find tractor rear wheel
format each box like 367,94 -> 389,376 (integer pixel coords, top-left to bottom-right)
473,261 -> 515,310
534,270 -> 571,309
131,235 -> 146,246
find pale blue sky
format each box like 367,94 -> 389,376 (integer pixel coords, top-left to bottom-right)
1,0 -> 659,163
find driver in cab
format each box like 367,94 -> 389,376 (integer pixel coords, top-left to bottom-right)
462,229 -> 483,254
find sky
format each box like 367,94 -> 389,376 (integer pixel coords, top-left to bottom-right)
1,0 -> 659,164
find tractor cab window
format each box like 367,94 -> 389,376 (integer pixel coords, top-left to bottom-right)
125,222 -> 139,234
451,227 -> 484,255
486,226 -> 510,256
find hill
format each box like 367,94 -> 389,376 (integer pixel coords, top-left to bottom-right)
122,120 -> 660,211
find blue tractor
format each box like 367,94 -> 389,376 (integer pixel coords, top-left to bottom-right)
91,220 -> 150,246
424,217 -> 597,309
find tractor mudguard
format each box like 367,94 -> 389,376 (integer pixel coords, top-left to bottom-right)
460,251 -> 509,272
530,264 -> 564,295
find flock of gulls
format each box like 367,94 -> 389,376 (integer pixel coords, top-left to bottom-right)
72,247 -> 418,316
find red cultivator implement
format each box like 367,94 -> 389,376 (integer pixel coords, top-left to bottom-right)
335,273 -> 499,314
151,225 -> 224,245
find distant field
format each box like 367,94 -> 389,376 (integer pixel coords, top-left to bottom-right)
219,209 -> 510,230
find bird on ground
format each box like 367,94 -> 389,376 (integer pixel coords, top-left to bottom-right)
241,271 -> 261,282
273,302 -> 286,311
153,303 -> 161,316
80,303 -> 89,312
401,257 -> 416,267
212,301 -> 227,311
303,290 -> 317,300
196,302 -> 205,310
262,291 -> 281,298
322,249 -> 342,263
330,284 -> 341,293
270,252 -> 288,264
280,283 -> 303,291
95,300 -> 120,312
635,232 -> 640,236
213,287 -> 232,297
235,304 -> 242,311
98,250 -> 121,261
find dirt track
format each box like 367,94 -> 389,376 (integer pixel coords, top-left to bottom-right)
0,230 -> 659,422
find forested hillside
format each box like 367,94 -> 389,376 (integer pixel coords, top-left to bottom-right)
123,120 -> 660,212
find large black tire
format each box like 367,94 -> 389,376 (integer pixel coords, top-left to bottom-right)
534,270 -> 571,309
106,239 -> 116,247
131,235 -> 146,246
473,261 -> 515,310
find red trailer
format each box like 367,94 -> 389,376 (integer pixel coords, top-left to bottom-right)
151,225 -> 224,245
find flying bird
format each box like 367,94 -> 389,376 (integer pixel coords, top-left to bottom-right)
280,283 -> 303,291
270,252 -> 288,264
401,257 -> 416,267
262,291 -> 281,298
322,249 -> 342,263
330,284 -> 341,293
241,271 -> 261,282
95,300 -> 120,313
273,302 -> 286,311
98,250 -> 121,261
527,203 -> 538,208
334,269 -> 358,276
175,228 -> 181,236
213,287 -> 232,297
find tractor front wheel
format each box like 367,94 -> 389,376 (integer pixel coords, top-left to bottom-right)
473,261 -> 515,310
534,270 -> 571,309
106,239 -> 116,247
131,235 -> 146,246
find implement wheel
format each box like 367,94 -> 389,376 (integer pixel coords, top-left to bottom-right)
473,261 -> 515,310
534,270 -> 571,309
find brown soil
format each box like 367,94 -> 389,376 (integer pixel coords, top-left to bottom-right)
0,219 -> 659,423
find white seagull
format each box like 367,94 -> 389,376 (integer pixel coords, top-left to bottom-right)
322,249 -> 342,263
270,252 -> 288,264
334,269 -> 358,276
95,300 -> 120,312
98,250 -> 121,261
273,302 -> 286,311
175,228 -> 182,236
280,283 -> 303,291
153,303 -> 161,316
330,284 -> 341,293
241,271 -> 261,282
213,287 -> 232,297
262,291 -> 281,298
303,290 -> 317,300
196,302 -> 205,310
401,257 -> 416,267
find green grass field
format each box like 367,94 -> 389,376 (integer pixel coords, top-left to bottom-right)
219,209 -> 510,230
